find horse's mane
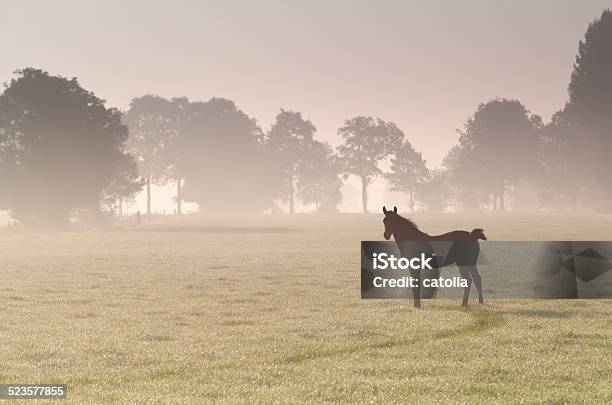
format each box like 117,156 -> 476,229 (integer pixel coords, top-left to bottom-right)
395,213 -> 420,231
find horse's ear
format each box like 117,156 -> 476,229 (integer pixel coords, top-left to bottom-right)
393,206 -> 397,214
383,206 -> 388,215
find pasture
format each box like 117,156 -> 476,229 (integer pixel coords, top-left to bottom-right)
1,213 -> 611,403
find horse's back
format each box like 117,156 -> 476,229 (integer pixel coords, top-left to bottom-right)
428,230 -> 481,266
430,230 -> 472,241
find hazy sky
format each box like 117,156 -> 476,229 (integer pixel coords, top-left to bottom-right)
1,0 -> 610,213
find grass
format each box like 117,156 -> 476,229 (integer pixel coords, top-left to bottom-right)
0,213 -> 611,403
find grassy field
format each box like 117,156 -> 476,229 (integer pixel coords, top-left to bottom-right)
1,213 -> 611,403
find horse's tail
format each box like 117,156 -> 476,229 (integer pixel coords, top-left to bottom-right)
470,228 -> 487,240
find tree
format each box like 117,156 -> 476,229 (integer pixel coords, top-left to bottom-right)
124,95 -> 182,215
296,140 -> 343,212
337,117 -> 403,213
443,145 -> 485,211
537,109 -> 584,211
0,68 -> 139,227
418,169 -> 451,213
386,140 -> 428,212
74,152 -> 143,226
177,98 -> 281,214
267,110 -> 316,214
455,99 -> 541,211
167,97 -> 191,216
101,152 -> 144,216
559,9 -> 612,211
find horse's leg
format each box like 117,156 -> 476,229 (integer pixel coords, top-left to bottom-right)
410,268 -> 421,309
469,266 -> 484,304
458,266 -> 472,307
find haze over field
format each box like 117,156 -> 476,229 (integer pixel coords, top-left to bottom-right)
2,0 -> 611,213
1,215 -> 611,402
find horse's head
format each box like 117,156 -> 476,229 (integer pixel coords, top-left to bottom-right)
382,205 -> 398,240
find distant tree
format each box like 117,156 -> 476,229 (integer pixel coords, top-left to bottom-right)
0,68 -> 139,227
75,152 -> 143,226
337,117 -> 403,213
443,145 -> 484,211
124,95 -> 182,215
167,97 -> 190,216
558,9 -> 612,211
537,109 -> 584,211
455,99 -> 541,211
418,169 -> 451,213
101,152 -> 144,216
267,110 -> 316,213
177,98 -> 281,214
296,140 -> 343,212
386,140 -> 428,212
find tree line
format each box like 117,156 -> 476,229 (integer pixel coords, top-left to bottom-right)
1,9 -> 612,227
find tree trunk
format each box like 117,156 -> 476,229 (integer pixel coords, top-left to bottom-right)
499,188 -> 505,211
289,173 -> 295,214
514,180 -> 519,212
410,190 -> 415,213
289,168 -> 295,214
176,177 -> 182,216
361,176 -> 368,213
146,176 -> 151,215
119,197 -> 123,217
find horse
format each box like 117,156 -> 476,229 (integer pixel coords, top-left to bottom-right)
382,206 -> 486,308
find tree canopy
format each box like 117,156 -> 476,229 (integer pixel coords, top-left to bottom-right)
177,98 -> 281,214
124,95 -> 184,214
296,140 -> 343,212
559,9 -> 612,211
0,68 -> 139,227
386,139 -> 428,212
453,99 -> 542,210
267,109 -> 316,213
418,169 -> 451,213
337,116 -> 403,213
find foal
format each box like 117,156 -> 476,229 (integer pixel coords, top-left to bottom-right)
382,206 -> 486,308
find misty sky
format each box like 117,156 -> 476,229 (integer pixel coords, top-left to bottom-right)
1,0 -> 610,213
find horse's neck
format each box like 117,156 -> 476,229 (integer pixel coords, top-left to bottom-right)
394,224 -> 429,241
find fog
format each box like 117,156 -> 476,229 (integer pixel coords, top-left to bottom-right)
1,1 -> 612,221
